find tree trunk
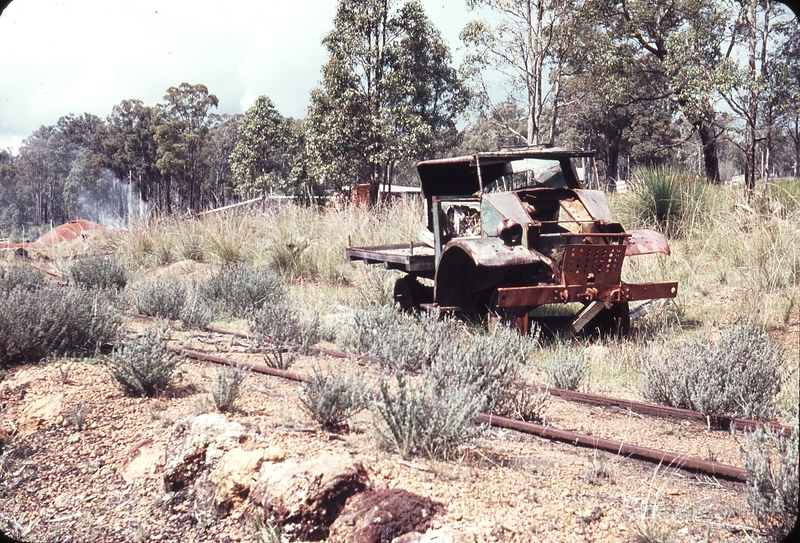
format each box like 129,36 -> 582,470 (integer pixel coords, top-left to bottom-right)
696,122 -> 721,184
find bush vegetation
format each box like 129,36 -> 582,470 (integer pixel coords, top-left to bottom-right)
743,424 -> 799,541
639,319 -> 784,420
108,327 -> 178,397
70,254 -> 128,290
544,345 -> 587,391
0,283 -> 121,366
213,364 -> 247,412
298,366 -> 367,430
134,277 -> 188,321
196,262 -> 285,318
0,264 -> 45,293
250,300 -> 320,369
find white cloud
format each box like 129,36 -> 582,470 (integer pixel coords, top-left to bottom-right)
0,0 -> 474,153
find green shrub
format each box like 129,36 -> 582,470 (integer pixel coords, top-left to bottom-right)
298,366 -> 368,430
0,264 -> 45,293
109,328 -> 178,397
372,370 -> 484,459
70,255 -> 128,290
639,320 -> 784,420
494,383 -> 550,423
743,424 -> 798,541
213,365 -> 247,412
545,345 -> 587,391
196,262 -> 286,319
135,278 -> 188,320
620,166 -> 710,238
0,284 -> 122,365
250,301 -> 320,369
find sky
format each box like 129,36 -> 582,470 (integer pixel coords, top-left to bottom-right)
0,0 -> 477,153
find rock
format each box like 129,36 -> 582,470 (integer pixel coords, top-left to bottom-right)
208,446 -> 284,514
119,438 -> 165,483
328,488 -> 442,543
392,526 -> 477,543
249,452 -> 370,541
163,413 -> 255,491
18,394 -> 64,435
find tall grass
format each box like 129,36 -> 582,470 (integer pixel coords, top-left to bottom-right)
616,166 -> 711,238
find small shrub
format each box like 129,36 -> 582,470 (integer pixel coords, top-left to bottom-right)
135,278 -> 188,320
109,328 -> 178,397
743,424 -> 798,542
640,319 -> 784,419
213,364 -> 247,412
196,262 -> 285,318
495,383 -> 550,424
545,345 -> 587,391
250,301 -> 320,369
298,366 -> 367,430
67,401 -> 92,431
0,284 -> 122,365
372,370 -> 484,459
70,255 -> 128,290
0,264 -> 45,293
179,288 -> 217,329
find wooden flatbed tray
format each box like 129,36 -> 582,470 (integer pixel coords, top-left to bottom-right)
346,243 -> 435,273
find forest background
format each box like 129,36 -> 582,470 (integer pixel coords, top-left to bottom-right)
0,0 -> 798,236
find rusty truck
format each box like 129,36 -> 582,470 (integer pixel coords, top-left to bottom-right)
346,148 -> 677,336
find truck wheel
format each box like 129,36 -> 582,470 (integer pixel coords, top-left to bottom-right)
394,276 -> 422,313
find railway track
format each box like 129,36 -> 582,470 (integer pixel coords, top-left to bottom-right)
133,318 -> 788,483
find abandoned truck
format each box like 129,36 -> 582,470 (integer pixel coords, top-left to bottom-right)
346,148 -> 677,335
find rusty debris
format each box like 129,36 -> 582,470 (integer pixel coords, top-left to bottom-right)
1,219 -> 105,250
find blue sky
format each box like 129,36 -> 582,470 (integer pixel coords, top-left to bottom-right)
0,0 -> 476,152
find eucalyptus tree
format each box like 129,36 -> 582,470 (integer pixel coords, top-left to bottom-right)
204,113 -> 241,208
307,0 -> 466,204
152,83 -> 219,213
229,96 -> 291,199
460,0 -> 585,147
101,99 -> 163,212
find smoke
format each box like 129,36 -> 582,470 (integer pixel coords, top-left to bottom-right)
74,168 -> 150,228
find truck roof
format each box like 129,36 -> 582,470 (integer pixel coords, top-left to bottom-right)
416,147 -> 595,199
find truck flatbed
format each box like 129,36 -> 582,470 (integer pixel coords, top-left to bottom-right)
346,243 -> 435,276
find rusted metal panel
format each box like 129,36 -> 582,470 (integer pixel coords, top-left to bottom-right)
624,229 -> 671,256
494,280 -> 677,308
561,244 -> 625,286
574,189 -> 613,223
442,237 -> 554,269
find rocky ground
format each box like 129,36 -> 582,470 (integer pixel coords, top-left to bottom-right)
1,317 -> 788,543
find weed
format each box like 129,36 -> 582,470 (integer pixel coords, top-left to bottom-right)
743,423 -> 799,541
212,365 -> 247,412
70,254 -> 128,290
298,365 -> 368,430
250,301 -> 320,369
67,401 -> 92,431
179,288 -> 216,329
633,519 -> 673,543
0,284 -> 122,366
55,360 -> 75,384
109,327 -> 178,397
544,344 -> 587,391
639,319 -> 784,419
135,278 -> 187,320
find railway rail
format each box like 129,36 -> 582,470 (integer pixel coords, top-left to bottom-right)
137,321 -> 783,483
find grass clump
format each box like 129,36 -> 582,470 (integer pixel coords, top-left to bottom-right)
109,327 -> 178,397
619,166 -> 710,238
134,277 -> 188,321
0,284 -> 121,366
298,366 -> 368,430
639,319 -> 784,420
743,423 -> 799,542
544,345 -> 587,391
70,254 -> 128,290
213,365 -> 247,412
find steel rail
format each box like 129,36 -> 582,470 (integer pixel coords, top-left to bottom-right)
168,341 -> 749,482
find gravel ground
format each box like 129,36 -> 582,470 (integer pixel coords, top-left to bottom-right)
0,321 -> 776,543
